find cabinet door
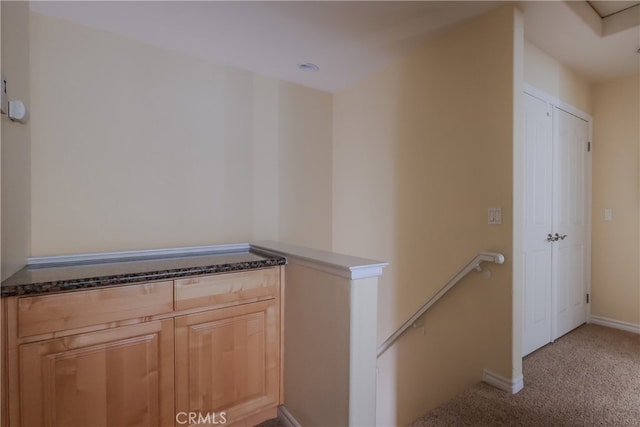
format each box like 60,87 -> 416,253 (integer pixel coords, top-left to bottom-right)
175,300 -> 279,425
20,319 -> 174,427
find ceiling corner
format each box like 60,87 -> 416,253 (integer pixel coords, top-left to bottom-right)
565,1 -> 603,36
602,4 -> 640,36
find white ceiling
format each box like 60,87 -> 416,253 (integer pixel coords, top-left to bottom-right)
30,1 -> 640,93
588,0 -> 640,18
520,1 -> 640,82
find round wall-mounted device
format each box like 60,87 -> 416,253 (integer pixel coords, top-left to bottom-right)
8,100 -> 27,123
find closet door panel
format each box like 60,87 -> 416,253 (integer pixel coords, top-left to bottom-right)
522,93 -> 554,356
552,107 -> 589,339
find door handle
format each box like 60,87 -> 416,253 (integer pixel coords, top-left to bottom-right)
547,233 -> 568,242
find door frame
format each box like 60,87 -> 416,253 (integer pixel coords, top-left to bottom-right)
518,83 -> 592,353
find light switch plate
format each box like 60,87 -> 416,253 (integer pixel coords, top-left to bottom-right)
488,207 -> 502,225
604,208 -> 612,221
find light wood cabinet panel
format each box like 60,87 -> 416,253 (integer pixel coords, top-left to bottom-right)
7,266 -> 283,427
175,299 -> 280,426
1,299 -> 8,427
175,269 -> 279,312
19,319 -> 175,427
18,281 -> 173,338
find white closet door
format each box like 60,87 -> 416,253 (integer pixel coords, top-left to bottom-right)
522,93 -> 553,356
522,93 -> 591,356
552,107 -> 589,339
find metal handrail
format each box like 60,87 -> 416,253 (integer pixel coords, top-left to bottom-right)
376,251 -> 505,358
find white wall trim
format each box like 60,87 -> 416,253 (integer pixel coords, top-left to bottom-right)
28,241 -> 389,279
277,405 -> 302,427
482,369 -> 524,394
252,241 -> 388,280
523,83 -> 592,123
589,316 -> 640,334
27,243 -> 251,266
348,278 -> 378,427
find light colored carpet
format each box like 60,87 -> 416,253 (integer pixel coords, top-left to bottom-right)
258,324 -> 640,427
409,323 -> 640,427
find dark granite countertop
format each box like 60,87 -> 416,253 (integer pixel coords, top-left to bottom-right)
1,249 -> 286,297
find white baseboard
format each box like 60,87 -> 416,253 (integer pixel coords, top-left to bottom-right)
482,369 -> 524,394
278,405 -> 301,427
589,316 -> 640,334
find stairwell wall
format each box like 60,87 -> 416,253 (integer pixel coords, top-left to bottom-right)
333,5 -> 522,425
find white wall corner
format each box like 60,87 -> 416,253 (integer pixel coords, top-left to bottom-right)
278,405 -> 302,427
348,277 -> 379,426
482,369 -> 524,394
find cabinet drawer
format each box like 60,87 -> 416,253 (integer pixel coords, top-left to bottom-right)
18,281 -> 173,338
175,268 -> 279,311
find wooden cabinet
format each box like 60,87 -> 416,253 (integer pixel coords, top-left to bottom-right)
4,267 -> 283,427
8,282 -> 175,427
174,268 -> 281,426
175,300 -> 280,424
20,320 -> 175,427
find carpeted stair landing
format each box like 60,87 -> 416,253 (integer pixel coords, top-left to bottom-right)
257,324 -> 639,426
410,323 -> 640,426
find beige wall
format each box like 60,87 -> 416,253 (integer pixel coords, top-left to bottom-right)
524,40 -> 592,114
333,6 -> 520,425
282,263 -> 351,426
1,1 -> 31,279
280,261 -> 379,427
277,83 -> 333,251
591,74 -> 640,326
29,12 -> 332,256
